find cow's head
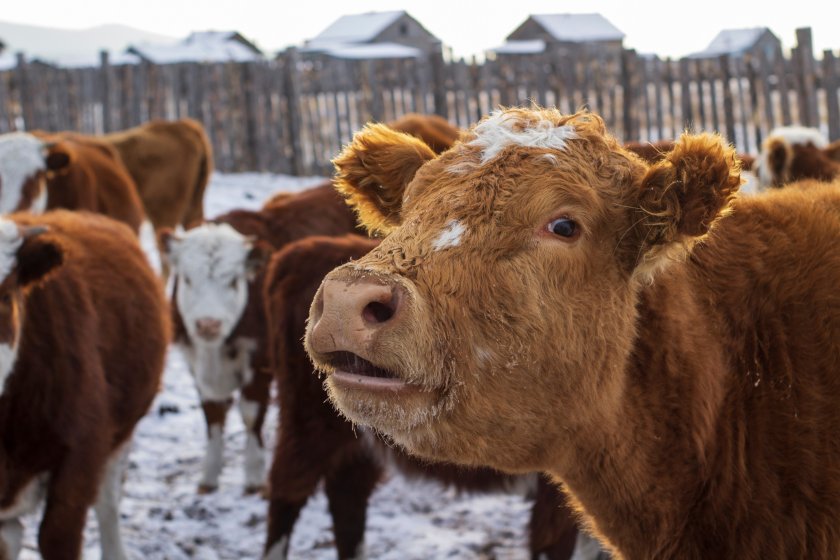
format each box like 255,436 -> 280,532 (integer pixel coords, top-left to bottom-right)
305,108 -> 741,473
0,133 -> 74,215
0,219 -> 64,394
162,223 -> 267,347
756,126 -> 833,188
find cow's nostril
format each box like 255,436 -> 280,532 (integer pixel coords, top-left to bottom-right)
363,300 -> 395,324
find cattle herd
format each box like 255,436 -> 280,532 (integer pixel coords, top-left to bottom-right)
0,105 -> 837,560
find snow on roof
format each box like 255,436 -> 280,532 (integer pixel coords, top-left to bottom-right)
0,52 -> 15,71
38,50 -> 142,68
301,42 -> 422,60
530,13 -> 625,43
129,30 -> 262,64
307,11 -> 405,47
690,28 -> 767,57
492,40 -> 547,55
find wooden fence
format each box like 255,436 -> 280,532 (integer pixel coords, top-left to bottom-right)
0,27 -> 838,176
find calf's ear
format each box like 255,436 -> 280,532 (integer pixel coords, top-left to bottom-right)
16,227 -> 64,287
631,133 -> 741,281
245,239 -> 272,280
44,142 -> 73,174
158,228 -> 180,268
333,123 -> 437,236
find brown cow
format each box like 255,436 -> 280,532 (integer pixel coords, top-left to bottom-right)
756,125 -> 839,188
263,233 -> 588,560
0,132 -> 145,233
306,107 -> 840,559
0,210 -> 169,559
387,113 -> 461,155
162,182 -> 362,494
102,118 -> 212,231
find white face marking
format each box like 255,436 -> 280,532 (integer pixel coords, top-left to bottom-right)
168,223 -> 253,347
432,220 -> 465,251
0,219 -> 22,282
0,133 -> 47,214
468,110 -> 578,163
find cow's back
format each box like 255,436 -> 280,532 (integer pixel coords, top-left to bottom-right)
104,118 -> 212,229
11,210 -> 169,445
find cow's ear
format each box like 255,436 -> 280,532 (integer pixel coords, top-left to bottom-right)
245,239 -> 272,280
44,142 -> 72,173
760,137 -> 791,188
333,123 -> 437,236
631,133 -> 741,282
16,227 -> 64,288
158,228 -> 180,268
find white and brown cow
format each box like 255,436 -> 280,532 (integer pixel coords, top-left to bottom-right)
305,107 -> 840,558
0,131 -> 145,233
756,125 -> 840,188
163,223 -> 271,494
0,210 -> 169,559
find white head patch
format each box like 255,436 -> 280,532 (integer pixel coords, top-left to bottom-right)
766,126 -> 828,149
467,110 -> 578,164
0,219 -> 22,283
0,133 -> 47,214
168,223 -> 254,346
433,220 -> 465,251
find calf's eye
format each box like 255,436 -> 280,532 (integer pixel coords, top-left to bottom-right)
548,218 -> 578,238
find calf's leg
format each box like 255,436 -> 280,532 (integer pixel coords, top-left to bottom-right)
94,442 -> 132,560
199,398 -> 232,493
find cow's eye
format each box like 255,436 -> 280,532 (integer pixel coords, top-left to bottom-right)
183,276 -> 192,287
548,218 -> 578,239
229,278 -> 237,289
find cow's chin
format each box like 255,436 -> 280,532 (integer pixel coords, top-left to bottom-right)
323,364 -> 447,436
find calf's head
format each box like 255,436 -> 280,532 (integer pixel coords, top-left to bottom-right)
305,108 -> 741,472
0,133 -> 73,214
163,223 -> 266,347
0,219 -> 63,393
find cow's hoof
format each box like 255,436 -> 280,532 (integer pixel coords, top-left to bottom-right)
244,484 -> 265,496
197,483 -> 218,494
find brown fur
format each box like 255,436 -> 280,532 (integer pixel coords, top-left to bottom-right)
0,210 -> 169,558
264,234 -> 579,559
625,139 -> 754,171
32,132 -> 146,234
306,107 -> 840,559
386,113 -> 461,155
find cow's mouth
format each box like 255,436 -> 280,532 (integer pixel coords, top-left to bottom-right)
324,351 -> 423,394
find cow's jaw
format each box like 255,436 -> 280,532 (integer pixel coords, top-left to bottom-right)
0,133 -> 47,214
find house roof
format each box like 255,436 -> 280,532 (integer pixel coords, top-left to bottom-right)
302,42 -> 423,60
128,30 -> 263,64
307,11 -> 406,47
689,27 -> 770,58
528,13 -> 625,42
492,39 -> 547,55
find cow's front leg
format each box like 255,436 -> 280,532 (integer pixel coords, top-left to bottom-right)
198,398 -> 233,493
240,371 -> 271,494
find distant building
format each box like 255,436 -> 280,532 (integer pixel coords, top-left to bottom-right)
301,10 -> 441,60
0,38 -> 5,55
688,27 -> 781,61
493,13 -> 625,60
128,31 -> 263,64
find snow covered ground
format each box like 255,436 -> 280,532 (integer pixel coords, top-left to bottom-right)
17,172 -> 553,560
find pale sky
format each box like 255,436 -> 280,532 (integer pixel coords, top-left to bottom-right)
3,0 -> 839,60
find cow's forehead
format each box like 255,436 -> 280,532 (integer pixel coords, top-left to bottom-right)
0,133 -> 45,188
174,224 -> 251,278
0,219 -> 22,283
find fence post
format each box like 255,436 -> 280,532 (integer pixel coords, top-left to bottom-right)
794,28 -> 819,127
430,46 -> 448,119
15,53 -> 34,130
824,50 -> 840,141
719,55 -> 737,144
678,57 -> 693,132
620,49 -> 637,141
281,47 -> 305,176
99,50 -> 113,132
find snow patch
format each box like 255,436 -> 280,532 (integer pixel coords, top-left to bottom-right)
433,220 -> 465,251
469,110 -> 578,163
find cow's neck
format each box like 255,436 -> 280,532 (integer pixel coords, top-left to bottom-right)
553,265 -> 730,559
